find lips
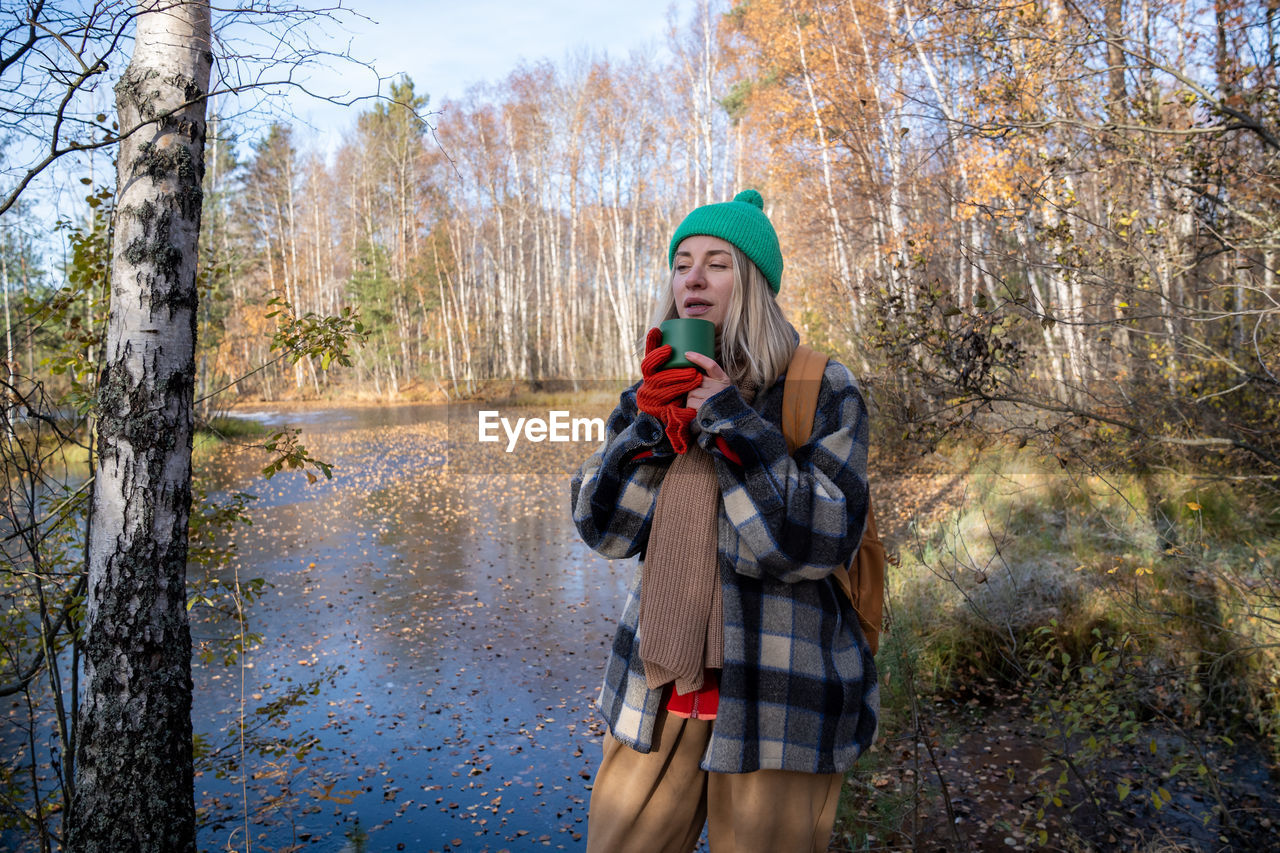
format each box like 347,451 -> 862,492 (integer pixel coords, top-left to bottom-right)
684,298 -> 712,316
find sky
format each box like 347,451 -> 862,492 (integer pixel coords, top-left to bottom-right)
270,0 -> 688,150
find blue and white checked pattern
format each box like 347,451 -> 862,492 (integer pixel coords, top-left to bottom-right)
570,359 -> 879,774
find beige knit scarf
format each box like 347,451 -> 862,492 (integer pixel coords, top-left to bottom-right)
639,382 -> 755,694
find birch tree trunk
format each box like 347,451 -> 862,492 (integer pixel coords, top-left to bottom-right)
793,10 -> 853,302
68,2 -> 210,851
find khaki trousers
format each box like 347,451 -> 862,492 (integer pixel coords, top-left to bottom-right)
586,712 -> 843,853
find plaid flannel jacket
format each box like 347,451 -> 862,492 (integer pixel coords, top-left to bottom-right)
570,358 -> 879,774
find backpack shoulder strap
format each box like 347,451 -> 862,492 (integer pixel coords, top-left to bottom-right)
782,344 -> 887,654
781,344 -> 829,454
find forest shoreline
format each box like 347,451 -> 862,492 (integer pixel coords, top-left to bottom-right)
218,379 -> 631,411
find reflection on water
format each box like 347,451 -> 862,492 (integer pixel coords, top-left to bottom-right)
192,402 -> 624,852
224,403 -> 454,432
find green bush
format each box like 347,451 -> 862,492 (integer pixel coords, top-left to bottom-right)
889,443 -> 1279,750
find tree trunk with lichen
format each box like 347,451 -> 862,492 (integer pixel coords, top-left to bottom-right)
66,2 -> 210,851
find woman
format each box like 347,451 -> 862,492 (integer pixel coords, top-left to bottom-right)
570,190 -> 878,852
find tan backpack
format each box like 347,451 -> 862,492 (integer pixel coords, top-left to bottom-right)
781,345 -> 887,655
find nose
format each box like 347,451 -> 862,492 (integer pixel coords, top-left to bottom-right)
685,261 -> 706,287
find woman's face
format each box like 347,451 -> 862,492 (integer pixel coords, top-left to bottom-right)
672,235 -> 735,332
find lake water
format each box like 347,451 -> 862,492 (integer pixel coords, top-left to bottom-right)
192,401 -> 628,853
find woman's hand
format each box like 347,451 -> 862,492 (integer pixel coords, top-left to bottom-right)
635,327 -> 703,453
636,327 -> 702,416
684,352 -> 731,412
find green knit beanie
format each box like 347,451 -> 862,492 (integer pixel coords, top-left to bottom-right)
668,189 -> 783,294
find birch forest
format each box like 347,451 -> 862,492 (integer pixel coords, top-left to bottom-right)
17,0 -> 1218,409
9,0 -> 1265,462
1,0 -> 1271,461
2,1 -> 1279,849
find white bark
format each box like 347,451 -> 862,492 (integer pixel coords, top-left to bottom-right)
70,2 -> 210,852
794,10 -> 853,302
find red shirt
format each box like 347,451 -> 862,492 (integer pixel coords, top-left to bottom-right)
665,669 -> 719,720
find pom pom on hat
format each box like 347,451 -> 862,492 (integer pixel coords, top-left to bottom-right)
669,189 -> 783,293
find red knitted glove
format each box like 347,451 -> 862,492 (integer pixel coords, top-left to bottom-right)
638,327 -> 673,382
714,436 -> 741,465
663,406 -> 698,455
635,327 -> 701,454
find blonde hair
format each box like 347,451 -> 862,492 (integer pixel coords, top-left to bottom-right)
651,246 -> 796,390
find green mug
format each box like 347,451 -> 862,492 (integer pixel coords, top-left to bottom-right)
659,318 -> 715,370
